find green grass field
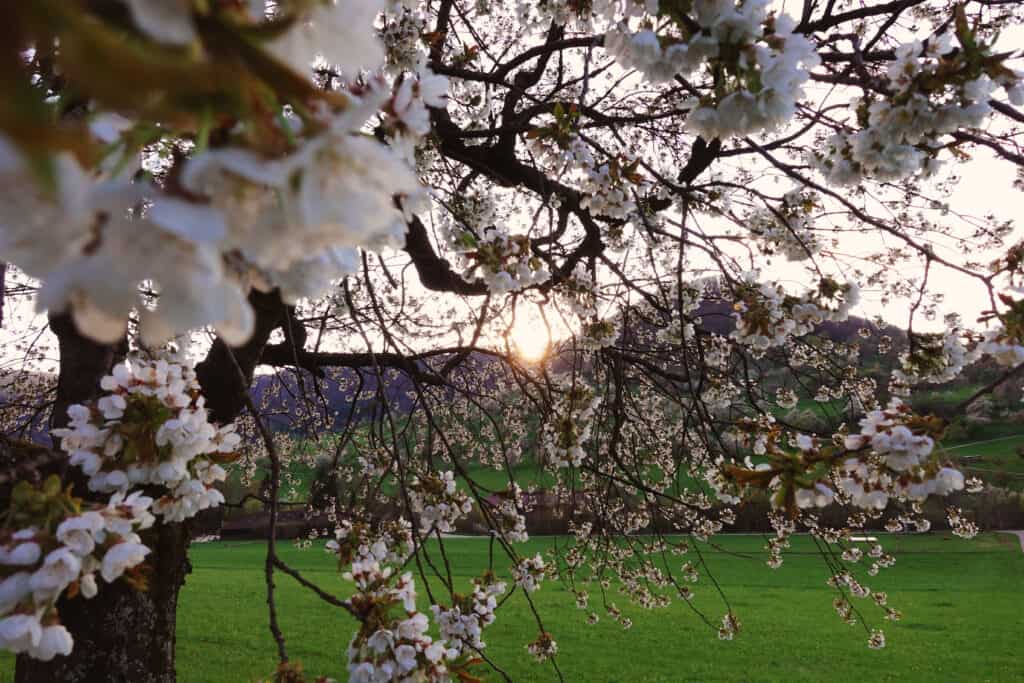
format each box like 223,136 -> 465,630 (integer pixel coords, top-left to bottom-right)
206,399 -> 1024,680
948,434 -> 1024,487
170,533 -> 1023,682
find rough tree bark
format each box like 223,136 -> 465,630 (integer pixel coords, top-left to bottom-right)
0,262 -> 6,329
15,522 -> 192,683
14,293 -> 290,682
14,313 -> 189,682
47,313 -> 124,435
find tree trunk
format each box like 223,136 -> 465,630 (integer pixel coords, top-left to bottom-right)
15,314 -> 187,681
15,295 -> 288,680
196,289 -> 287,423
47,312 -> 124,435
0,262 -> 6,329
15,521 -> 191,683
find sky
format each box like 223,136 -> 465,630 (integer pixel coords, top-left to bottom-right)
2,142 -> 1021,372
2,6 -> 1023,370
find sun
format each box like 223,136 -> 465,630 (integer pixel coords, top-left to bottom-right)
508,318 -> 551,362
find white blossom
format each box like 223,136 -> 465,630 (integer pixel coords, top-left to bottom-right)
100,541 -> 151,584
28,624 -> 74,662
267,0 -> 387,78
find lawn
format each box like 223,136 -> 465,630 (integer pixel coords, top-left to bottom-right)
946,434 -> 1024,490
168,533 -> 1023,682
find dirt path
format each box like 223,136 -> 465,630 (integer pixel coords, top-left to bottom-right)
998,530 -> 1024,552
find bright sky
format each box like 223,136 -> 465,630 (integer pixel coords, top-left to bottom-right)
2,142 -> 1020,372
859,149 -> 1021,328
2,8 -> 1023,369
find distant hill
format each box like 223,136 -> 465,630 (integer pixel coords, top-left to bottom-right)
5,301 -> 1004,446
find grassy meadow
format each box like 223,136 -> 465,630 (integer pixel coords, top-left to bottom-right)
950,434 -> 1024,490
193,386 -> 1024,680
7,382 -> 1019,681
172,532 -> 1023,682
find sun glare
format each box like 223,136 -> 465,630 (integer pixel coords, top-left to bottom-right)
509,319 -> 550,362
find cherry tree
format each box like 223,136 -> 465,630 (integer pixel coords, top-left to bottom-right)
0,0 -> 1022,680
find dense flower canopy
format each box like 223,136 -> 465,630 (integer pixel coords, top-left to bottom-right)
0,0 -> 1022,680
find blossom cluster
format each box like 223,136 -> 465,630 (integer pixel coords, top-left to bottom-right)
525,631 -> 559,662
381,7 -> 428,74
387,64 -> 451,139
655,282 -> 706,346
512,554 -> 548,593
978,327 -> 1024,368
579,157 -> 645,219
557,263 -> 600,318
729,273 -> 859,353
180,88 -> 424,307
53,356 -> 236,523
0,480 -> 154,660
745,189 -> 823,261
0,348 -> 239,662
526,128 -> 596,177
457,230 -> 552,295
541,384 -> 603,468
0,0 -> 448,347
605,1 -> 820,138
579,318 -> 621,350
431,575 -> 507,656
325,519 -> 414,567
409,471 -> 474,534
346,570 -> 450,682
336,522 -> 507,682
0,144 -> 254,347
717,612 -> 741,641
337,522 -> 447,680
946,507 -> 980,539
813,30 -> 1023,185
490,485 -> 530,543
836,400 -> 965,513
774,387 -> 799,410
892,329 -> 976,389
720,398 -> 969,528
